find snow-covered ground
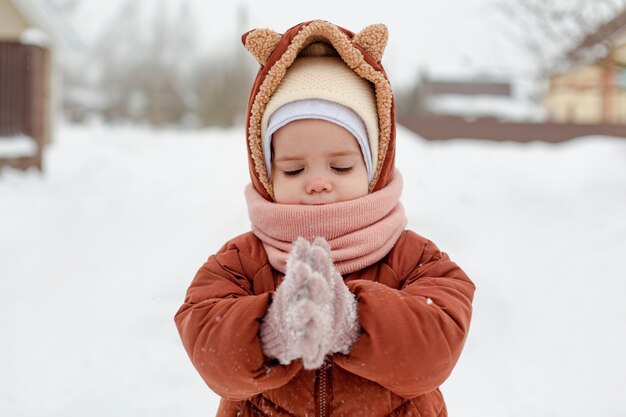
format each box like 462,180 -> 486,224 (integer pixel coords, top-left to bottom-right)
0,135 -> 38,158
1,123 -> 625,417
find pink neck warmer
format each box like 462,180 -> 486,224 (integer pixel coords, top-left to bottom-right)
245,170 -> 407,275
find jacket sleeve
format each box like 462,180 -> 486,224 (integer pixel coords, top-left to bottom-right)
174,237 -> 302,400
334,231 -> 475,399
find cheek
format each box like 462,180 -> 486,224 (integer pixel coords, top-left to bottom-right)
272,177 -> 297,203
272,178 -> 283,200
352,166 -> 369,190
339,171 -> 369,200
353,179 -> 369,198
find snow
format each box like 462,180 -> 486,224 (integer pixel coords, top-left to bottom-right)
0,135 -> 37,158
19,27 -> 51,47
10,0 -> 78,50
427,95 -> 547,121
1,123 -> 626,416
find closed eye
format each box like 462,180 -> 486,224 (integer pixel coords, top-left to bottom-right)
283,168 -> 304,176
332,166 -> 353,173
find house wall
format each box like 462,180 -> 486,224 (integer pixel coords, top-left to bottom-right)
0,0 -> 30,40
605,42 -> 626,123
545,65 -> 604,123
614,31 -> 626,51
545,52 -> 626,124
614,89 -> 626,123
614,43 -> 626,65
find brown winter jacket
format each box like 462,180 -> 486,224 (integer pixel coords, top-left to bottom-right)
174,20 -> 475,417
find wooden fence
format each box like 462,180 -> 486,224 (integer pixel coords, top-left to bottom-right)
398,115 -> 626,143
0,41 -> 48,171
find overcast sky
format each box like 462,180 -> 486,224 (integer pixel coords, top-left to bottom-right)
68,0 -> 535,87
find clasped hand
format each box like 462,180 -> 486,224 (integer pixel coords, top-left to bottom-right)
260,237 -> 360,369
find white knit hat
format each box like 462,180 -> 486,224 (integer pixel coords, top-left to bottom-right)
264,99 -> 373,181
261,56 -> 379,181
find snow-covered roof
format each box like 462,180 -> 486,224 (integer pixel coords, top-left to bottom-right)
427,95 -> 547,122
562,9 -> 626,70
10,0 -> 80,49
571,9 -> 626,53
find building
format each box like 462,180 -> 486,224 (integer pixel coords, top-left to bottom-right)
544,10 -> 626,124
421,76 -> 544,122
0,0 -> 75,171
395,70 -> 545,123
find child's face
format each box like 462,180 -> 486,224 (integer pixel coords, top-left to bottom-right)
271,118 -> 369,205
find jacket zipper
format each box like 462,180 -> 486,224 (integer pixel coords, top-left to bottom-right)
317,357 -> 332,417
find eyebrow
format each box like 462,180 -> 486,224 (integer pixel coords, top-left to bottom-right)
274,150 -> 361,162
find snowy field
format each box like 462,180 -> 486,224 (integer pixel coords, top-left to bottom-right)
1,123 -> 625,417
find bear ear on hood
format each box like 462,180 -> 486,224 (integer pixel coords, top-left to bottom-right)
353,23 -> 388,62
242,28 -> 282,66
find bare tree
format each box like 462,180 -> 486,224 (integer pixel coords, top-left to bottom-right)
496,0 -> 626,76
192,51 -> 255,128
53,0 -> 256,127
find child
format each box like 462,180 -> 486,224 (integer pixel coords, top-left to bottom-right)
175,20 -> 475,417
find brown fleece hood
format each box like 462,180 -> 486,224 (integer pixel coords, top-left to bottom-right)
241,20 -> 397,202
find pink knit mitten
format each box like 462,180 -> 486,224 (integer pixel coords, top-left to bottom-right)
310,237 -> 361,354
260,238 -> 334,369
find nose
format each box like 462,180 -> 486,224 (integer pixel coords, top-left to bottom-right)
305,176 -> 332,194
